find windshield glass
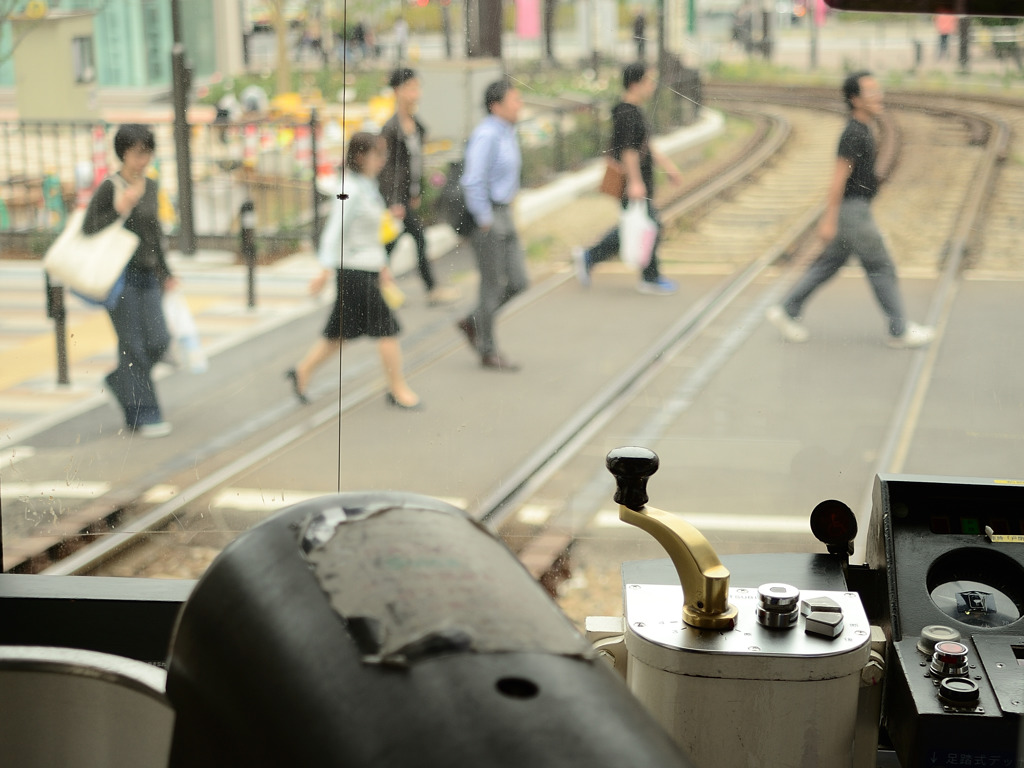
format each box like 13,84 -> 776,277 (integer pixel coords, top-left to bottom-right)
1,0 -> 1021,630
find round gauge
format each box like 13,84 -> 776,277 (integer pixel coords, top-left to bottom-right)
927,549 -> 1024,629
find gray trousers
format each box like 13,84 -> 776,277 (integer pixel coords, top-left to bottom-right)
468,205 -> 528,357
782,198 -> 907,337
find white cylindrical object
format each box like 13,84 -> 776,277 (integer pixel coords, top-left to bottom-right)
624,585 -> 871,768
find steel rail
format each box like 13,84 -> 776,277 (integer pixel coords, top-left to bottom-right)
35,110 -> 789,576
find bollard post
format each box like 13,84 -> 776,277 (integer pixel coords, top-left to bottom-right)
309,108 -> 322,251
240,200 -> 257,309
553,107 -> 565,173
45,274 -> 69,386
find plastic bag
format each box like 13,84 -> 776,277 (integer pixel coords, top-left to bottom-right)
162,288 -> 208,373
619,200 -> 657,270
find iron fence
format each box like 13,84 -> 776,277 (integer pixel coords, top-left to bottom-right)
0,85 -> 698,260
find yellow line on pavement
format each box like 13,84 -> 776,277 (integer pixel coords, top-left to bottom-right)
0,295 -> 222,391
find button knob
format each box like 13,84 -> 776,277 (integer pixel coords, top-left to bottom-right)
930,640 -> 970,677
917,625 -> 962,657
606,446 -> 659,512
938,677 -> 980,708
756,583 -> 800,629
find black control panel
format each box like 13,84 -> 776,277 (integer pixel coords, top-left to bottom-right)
869,474 -> 1023,767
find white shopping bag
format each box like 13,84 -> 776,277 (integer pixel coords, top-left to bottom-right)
619,200 -> 658,270
162,288 -> 208,373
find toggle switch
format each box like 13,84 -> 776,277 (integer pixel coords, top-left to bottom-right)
805,611 -> 845,639
800,596 -> 842,616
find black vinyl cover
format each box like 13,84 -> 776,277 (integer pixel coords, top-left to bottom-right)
166,492 -> 692,768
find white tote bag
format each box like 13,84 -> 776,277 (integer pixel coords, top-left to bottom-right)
43,207 -> 139,303
619,200 -> 658,270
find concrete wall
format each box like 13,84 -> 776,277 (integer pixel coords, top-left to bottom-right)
415,58 -> 505,146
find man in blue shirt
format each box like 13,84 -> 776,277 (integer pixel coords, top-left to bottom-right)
456,80 -> 527,371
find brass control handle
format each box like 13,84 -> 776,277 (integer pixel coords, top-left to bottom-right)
607,447 -> 738,631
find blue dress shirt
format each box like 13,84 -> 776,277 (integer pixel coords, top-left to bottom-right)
460,114 -> 521,229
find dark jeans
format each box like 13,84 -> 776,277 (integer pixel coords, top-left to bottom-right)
385,207 -> 434,291
587,197 -> 663,284
106,277 -> 170,428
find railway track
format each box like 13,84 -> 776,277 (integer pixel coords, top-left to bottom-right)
16,103 -> 793,577
7,87 -> 1017,597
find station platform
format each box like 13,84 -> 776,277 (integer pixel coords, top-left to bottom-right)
0,110 -> 724,452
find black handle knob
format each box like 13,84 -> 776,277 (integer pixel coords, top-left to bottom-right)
606,447 -> 659,512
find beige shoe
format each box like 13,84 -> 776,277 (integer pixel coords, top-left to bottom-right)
427,285 -> 460,306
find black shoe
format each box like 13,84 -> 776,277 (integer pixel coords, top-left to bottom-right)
385,392 -> 423,411
285,369 -> 310,405
481,353 -> 520,372
456,317 -> 477,349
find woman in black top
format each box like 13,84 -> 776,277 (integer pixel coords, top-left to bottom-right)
83,124 -> 177,437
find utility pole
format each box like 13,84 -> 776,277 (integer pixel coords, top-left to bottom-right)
171,0 -> 196,255
467,0 -> 502,58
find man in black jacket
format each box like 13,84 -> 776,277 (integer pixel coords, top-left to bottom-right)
379,67 -> 459,306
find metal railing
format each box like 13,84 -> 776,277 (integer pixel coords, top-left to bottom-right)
0,85 -> 700,260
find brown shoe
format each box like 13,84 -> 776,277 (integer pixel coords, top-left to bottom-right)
456,317 -> 477,349
481,353 -> 520,372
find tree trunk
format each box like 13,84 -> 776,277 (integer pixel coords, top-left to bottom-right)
467,0 -> 502,59
543,0 -> 558,64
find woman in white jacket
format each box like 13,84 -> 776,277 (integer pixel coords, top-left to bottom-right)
287,132 -> 420,409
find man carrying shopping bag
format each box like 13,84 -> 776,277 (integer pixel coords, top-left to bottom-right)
571,62 -> 683,294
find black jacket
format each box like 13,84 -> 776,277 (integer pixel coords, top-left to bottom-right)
378,113 -> 426,207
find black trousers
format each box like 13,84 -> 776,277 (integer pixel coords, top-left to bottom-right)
385,207 -> 434,292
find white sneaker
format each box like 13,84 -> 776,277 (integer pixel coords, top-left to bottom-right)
139,421 -> 172,438
887,322 -> 934,349
766,305 -> 809,343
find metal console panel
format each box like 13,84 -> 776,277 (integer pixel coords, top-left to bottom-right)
624,584 -> 871,768
626,584 -> 870,663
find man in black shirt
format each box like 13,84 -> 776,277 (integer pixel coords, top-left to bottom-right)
573,62 -> 683,295
767,71 -> 934,348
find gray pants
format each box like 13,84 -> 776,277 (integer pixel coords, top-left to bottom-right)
782,198 -> 907,337
468,205 -> 528,357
